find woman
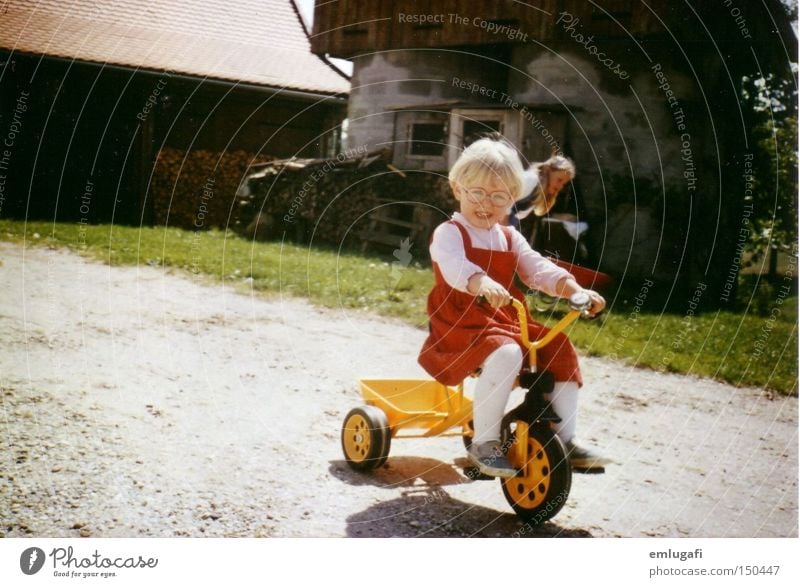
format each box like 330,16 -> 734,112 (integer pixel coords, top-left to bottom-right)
507,154 -> 576,231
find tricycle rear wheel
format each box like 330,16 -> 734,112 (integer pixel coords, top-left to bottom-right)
501,425 -> 571,524
341,405 -> 391,471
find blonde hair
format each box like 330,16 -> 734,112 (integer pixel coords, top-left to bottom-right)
528,155 -> 576,216
448,137 -> 524,201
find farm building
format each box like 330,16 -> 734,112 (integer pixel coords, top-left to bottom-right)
309,0 -> 796,304
0,0 -> 349,228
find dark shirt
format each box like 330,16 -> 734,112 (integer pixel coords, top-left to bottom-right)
508,192 -> 536,231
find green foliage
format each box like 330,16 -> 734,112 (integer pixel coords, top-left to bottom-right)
740,74 -> 798,261
1,220 -> 795,395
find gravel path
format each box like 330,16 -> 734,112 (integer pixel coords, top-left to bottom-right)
1,242 -> 796,538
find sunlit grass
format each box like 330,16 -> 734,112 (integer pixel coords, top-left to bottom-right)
2,220 -> 795,395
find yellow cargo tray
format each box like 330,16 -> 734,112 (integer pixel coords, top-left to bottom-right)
359,379 -> 473,438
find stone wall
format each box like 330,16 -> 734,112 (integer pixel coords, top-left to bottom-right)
343,44 -> 719,289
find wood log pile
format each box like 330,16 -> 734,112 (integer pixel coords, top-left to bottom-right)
148,147 -> 457,251
237,149 -> 456,250
150,147 -> 272,230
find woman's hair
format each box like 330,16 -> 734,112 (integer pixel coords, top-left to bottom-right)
526,154 -> 577,215
448,136 -> 524,201
538,154 -> 576,179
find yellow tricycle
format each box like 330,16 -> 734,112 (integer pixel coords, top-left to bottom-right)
340,292 -> 592,524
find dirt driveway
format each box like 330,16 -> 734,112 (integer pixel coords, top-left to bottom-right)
1,242 -> 797,538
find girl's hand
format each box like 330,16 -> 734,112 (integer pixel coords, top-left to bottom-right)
467,273 -> 511,308
584,289 -> 606,317
555,277 -> 605,317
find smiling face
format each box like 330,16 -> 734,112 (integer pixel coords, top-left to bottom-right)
451,174 -> 515,229
447,138 -> 524,228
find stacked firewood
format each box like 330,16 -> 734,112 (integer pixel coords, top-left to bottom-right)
238,150 -> 455,249
150,147 -> 271,230
147,146 -> 457,247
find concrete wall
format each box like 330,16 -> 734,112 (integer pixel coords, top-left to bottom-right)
508,42 -> 703,280
347,49 -> 507,153
344,44 -> 719,284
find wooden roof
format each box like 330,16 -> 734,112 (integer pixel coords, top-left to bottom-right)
0,0 -> 350,95
311,0 -> 669,59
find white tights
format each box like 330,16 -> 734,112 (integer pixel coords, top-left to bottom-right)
472,344 -> 523,444
543,381 -> 580,443
473,345 -> 581,445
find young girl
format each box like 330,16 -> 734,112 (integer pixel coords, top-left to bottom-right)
418,138 -> 608,477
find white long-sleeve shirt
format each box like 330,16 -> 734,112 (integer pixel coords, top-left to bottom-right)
430,213 -> 572,296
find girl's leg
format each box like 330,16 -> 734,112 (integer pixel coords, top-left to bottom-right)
544,381 -> 611,469
468,343 -> 522,477
544,381 -> 579,442
473,343 -> 522,444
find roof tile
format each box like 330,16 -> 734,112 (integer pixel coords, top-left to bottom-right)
0,0 -> 349,95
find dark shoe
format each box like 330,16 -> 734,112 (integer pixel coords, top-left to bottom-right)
467,441 -> 517,478
564,440 -> 613,470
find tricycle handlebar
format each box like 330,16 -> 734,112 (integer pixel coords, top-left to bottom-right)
510,293 -> 588,352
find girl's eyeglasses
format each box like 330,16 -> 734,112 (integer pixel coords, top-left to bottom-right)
464,188 -> 514,208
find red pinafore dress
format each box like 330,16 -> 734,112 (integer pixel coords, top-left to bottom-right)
418,221 -> 582,387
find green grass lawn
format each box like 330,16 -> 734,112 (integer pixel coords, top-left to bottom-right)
2,220 -> 796,395
540,302 -> 797,395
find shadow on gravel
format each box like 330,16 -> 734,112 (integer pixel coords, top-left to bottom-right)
329,456 -> 466,489
345,495 -> 591,538
329,457 -> 593,538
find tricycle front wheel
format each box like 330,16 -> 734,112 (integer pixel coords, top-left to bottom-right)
341,405 -> 391,471
501,425 -> 571,524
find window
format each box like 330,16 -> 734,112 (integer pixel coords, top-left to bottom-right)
448,108 -> 521,168
462,119 -> 502,147
409,122 -> 446,156
393,110 -> 449,170
393,108 -> 521,171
